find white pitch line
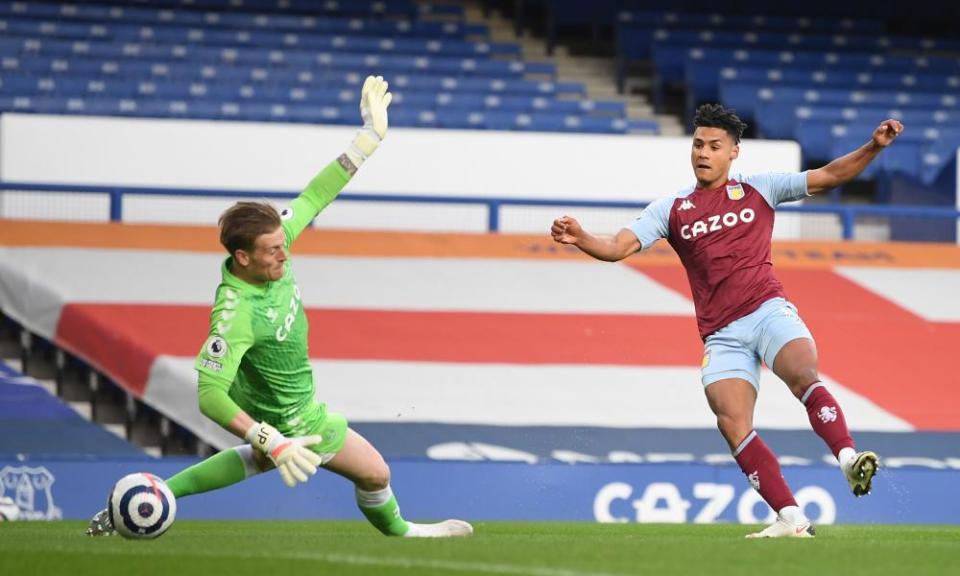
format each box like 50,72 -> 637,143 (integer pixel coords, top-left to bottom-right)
76,545 -> 632,576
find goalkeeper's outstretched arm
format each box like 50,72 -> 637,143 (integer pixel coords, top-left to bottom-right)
283,75 -> 393,244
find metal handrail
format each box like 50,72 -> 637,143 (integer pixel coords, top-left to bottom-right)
2,180 -> 958,239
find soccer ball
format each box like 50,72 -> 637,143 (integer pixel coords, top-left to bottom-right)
108,472 -> 177,539
0,496 -> 19,521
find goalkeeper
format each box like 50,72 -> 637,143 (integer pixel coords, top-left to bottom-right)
88,76 -> 472,538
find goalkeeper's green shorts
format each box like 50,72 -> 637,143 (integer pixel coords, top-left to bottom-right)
277,401 -> 349,465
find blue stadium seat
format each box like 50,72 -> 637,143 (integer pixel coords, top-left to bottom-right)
657,45 -> 960,77
0,94 -> 38,112
797,120 -> 930,161
719,81 -> 960,125
757,103 -> 916,140
0,2 -> 485,39
617,10 -> 884,35
629,27 -> 912,64
689,62 -> 960,108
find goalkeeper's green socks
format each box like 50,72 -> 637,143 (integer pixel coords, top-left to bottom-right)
356,486 -> 411,536
165,445 -> 259,498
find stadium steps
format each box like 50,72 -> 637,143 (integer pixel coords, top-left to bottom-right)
0,354 -> 147,459
0,312 -> 202,458
460,0 -> 684,136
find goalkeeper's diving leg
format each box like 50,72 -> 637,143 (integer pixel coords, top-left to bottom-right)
327,428 -> 473,538
85,443 -> 269,536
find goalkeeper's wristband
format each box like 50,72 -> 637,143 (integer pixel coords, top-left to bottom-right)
344,127 -> 382,171
244,421 -> 286,457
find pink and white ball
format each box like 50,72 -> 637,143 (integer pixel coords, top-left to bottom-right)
108,473 -> 177,539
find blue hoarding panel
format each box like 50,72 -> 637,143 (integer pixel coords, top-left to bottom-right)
1,459 -> 956,525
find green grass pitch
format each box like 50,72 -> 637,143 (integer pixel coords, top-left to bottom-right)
2,521 -> 958,576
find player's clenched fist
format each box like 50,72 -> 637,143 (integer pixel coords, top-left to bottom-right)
551,216 -> 583,245
871,119 -> 904,148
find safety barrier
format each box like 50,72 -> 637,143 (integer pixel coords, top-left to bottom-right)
2,181 -> 958,240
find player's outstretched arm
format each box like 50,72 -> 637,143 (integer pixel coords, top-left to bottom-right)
806,119 -> 903,194
284,75 -> 393,244
551,216 -> 640,262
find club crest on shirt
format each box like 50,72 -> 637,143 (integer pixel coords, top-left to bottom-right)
726,183 -> 745,200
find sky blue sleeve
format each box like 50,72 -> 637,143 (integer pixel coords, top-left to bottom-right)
742,172 -> 810,208
625,196 -> 672,251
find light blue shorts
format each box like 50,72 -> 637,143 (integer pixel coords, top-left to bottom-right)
701,297 -> 813,389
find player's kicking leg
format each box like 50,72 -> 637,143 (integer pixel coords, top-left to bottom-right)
770,337 -> 880,498
326,427 -> 473,538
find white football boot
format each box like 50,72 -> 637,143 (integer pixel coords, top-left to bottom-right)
844,451 -> 879,497
404,519 -> 474,538
746,509 -> 815,539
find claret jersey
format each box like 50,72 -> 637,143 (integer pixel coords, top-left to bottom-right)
627,172 -> 809,340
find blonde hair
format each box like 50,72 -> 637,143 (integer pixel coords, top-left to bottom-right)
218,201 -> 281,254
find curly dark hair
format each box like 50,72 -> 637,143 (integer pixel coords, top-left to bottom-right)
693,103 -> 748,144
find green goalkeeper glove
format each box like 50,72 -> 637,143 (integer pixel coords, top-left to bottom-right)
344,75 -> 393,171
245,422 -> 323,488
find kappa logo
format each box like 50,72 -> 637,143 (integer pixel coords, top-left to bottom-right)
0,466 -> 62,520
205,335 -> 228,358
678,199 -> 696,211
726,183 -> 745,200
818,406 -> 838,423
747,471 -> 760,491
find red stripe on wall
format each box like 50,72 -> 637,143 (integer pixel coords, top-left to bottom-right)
55,304 -> 194,397
627,263 -> 693,300
55,304 -> 702,396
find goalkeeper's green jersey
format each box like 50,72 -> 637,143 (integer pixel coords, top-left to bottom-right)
194,160 -> 350,427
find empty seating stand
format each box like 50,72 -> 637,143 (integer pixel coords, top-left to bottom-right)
0,0 -> 654,135
608,8 -> 959,184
